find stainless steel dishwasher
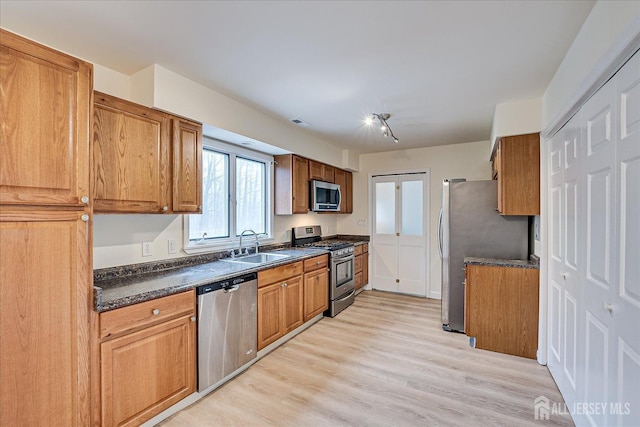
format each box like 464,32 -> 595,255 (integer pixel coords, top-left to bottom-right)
196,272 -> 257,392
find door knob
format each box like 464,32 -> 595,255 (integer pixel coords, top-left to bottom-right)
604,303 -> 613,314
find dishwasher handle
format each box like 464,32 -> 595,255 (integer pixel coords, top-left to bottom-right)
224,284 -> 240,293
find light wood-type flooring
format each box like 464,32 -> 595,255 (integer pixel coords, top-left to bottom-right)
160,290 -> 573,426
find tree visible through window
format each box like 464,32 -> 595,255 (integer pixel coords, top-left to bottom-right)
188,146 -> 269,244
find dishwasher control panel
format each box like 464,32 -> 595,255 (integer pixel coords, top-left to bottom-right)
196,272 -> 257,295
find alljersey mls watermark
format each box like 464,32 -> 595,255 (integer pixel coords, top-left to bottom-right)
534,396 -> 632,421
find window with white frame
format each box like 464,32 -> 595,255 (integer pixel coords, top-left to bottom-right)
185,138 -> 273,252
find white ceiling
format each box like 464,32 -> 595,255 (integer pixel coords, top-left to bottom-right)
0,1 -> 595,154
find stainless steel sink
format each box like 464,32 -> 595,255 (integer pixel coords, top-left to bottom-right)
221,252 -> 290,264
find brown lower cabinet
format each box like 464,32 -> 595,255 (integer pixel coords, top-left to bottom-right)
354,243 -> 369,291
303,255 -> 329,321
257,262 -> 304,350
465,264 -> 539,359
99,291 -> 196,427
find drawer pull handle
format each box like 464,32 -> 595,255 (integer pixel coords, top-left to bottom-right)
152,309 -> 160,315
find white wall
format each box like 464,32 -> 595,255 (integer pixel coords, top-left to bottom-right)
489,98 -> 542,154
90,61 -> 346,269
337,140 -> 492,299
543,1 -> 640,129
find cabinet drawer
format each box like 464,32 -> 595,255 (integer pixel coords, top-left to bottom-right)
354,245 -> 363,256
303,255 -> 329,272
354,254 -> 363,273
100,290 -> 195,340
258,261 -> 304,288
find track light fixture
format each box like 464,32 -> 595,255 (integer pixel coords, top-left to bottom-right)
365,113 -> 399,143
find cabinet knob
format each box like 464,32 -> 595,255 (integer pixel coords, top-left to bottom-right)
316,261 -> 321,265
81,196 -> 89,204
81,214 -> 89,222
162,206 -> 169,212
152,309 -> 160,315
190,316 -> 196,322
282,282 -> 288,287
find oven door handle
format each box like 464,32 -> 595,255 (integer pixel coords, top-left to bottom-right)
335,288 -> 356,302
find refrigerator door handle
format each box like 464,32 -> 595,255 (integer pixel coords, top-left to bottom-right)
437,208 -> 443,259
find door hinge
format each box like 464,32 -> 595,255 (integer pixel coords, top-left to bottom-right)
395,279 -> 399,283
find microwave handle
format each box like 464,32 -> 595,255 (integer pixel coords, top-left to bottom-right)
337,186 -> 342,208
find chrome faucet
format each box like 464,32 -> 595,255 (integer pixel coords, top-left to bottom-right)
238,229 -> 259,256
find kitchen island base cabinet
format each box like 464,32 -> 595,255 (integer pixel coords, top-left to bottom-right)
465,265 -> 539,359
99,291 -> 196,427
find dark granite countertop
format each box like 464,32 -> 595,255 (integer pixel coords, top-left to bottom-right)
464,257 -> 540,270
94,248 -> 328,312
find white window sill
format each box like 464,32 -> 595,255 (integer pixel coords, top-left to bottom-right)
183,237 -> 276,255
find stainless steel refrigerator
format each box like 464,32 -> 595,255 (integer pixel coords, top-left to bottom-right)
438,179 -> 529,332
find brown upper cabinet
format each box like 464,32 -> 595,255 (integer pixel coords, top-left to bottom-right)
172,118 -> 203,213
0,30 -> 92,208
275,154 -> 353,215
274,154 -> 309,214
308,160 -> 334,183
93,92 -> 202,214
492,133 -> 540,215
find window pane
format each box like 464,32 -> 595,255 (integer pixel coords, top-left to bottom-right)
236,157 -> 266,235
401,180 -> 423,236
189,150 -> 229,240
375,182 -> 396,235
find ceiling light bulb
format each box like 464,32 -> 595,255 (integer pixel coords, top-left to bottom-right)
380,125 -> 387,132
364,116 -> 374,126
393,137 -> 399,143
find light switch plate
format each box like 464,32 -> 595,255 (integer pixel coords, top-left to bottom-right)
142,242 -> 153,257
168,239 -> 178,254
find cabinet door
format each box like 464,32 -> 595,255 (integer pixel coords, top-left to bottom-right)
257,283 -> 283,350
363,253 -> 369,286
0,30 -> 92,207
304,269 -> 329,321
93,92 -> 171,213
283,275 -> 304,333
498,133 -> 540,215
334,169 -> 346,213
101,315 -> 196,427
322,165 -> 335,183
172,118 -> 203,213
345,172 -> 353,213
309,160 -> 324,181
0,210 -> 91,426
292,155 -> 309,214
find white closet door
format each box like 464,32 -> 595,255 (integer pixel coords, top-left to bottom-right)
547,50 -> 640,426
371,173 -> 428,297
582,75 -> 617,427
613,51 -> 640,426
548,129 -> 566,389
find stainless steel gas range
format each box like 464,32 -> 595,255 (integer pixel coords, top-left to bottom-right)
292,225 -> 355,317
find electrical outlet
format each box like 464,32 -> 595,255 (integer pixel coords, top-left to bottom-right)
168,239 -> 178,254
357,219 -> 366,227
142,242 -> 153,257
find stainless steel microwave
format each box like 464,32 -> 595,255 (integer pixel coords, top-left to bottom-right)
310,180 -> 341,212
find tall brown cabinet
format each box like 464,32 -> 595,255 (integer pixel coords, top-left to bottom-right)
0,29 -> 93,426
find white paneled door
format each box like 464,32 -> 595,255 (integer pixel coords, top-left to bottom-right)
547,50 -> 640,426
371,172 -> 428,297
